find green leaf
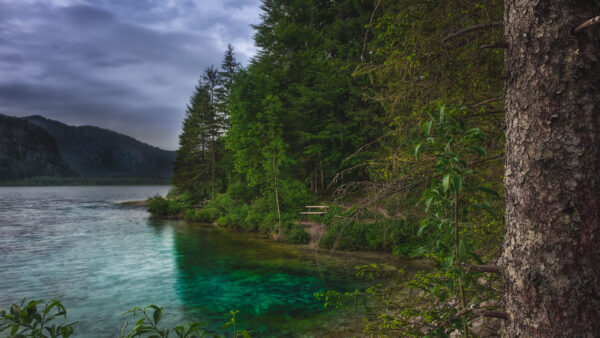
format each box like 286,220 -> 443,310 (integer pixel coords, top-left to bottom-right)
474,186 -> 499,198
424,197 -> 434,212
444,255 -> 454,268
424,120 -> 433,137
453,175 -> 462,194
468,252 -> 484,265
446,279 -> 455,293
465,127 -> 482,136
153,307 -> 162,325
136,318 -> 145,327
417,223 -> 428,236
10,304 -> 20,317
458,240 -> 467,260
414,142 -> 422,159
469,145 -> 487,156
442,174 -> 450,193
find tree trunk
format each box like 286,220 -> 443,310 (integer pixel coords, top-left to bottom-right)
272,157 -> 282,229
501,1 -> 600,336
211,145 -> 215,199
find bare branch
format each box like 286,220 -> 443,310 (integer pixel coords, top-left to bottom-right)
462,263 -> 501,274
327,163 -> 369,190
472,96 -> 503,108
481,41 -> 508,49
342,129 -> 396,164
574,15 -> 600,33
430,300 -> 504,335
465,109 -> 505,119
361,0 -> 382,59
443,21 -> 502,44
469,154 -> 503,167
480,310 -> 508,320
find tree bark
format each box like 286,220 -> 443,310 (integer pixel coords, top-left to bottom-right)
501,1 -> 600,336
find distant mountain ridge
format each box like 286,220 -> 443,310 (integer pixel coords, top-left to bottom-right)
0,113 -> 176,182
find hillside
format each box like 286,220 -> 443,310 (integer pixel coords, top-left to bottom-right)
0,114 -> 75,180
0,113 -> 176,182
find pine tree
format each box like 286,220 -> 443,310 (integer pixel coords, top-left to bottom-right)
172,81 -> 212,196
501,2 -> 600,335
201,65 -> 222,199
218,44 -> 241,108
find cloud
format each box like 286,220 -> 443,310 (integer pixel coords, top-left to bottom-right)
0,0 -> 261,150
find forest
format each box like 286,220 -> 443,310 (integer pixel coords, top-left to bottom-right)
1,0 -> 598,336
142,0 -> 600,336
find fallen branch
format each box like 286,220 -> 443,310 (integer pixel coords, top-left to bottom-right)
574,15 -> 600,33
443,21 -> 502,43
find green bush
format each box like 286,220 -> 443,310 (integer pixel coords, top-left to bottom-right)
286,225 -> 310,244
147,195 -> 190,217
184,208 -> 221,222
147,195 -> 170,217
320,217 -> 420,252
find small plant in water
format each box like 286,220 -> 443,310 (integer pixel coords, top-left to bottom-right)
222,310 -> 250,338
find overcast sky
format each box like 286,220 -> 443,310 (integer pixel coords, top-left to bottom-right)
0,0 -> 261,150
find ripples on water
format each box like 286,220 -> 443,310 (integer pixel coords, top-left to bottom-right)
0,186 -> 418,337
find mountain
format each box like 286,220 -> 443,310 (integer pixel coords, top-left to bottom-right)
0,113 -> 176,182
0,114 -> 75,180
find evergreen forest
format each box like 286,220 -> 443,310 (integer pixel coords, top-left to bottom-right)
152,0 -> 509,335
2,0 -> 599,336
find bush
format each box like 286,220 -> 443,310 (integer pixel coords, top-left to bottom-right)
184,208 -> 221,222
147,195 -> 170,217
147,195 -> 190,218
287,225 -> 310,244
320,216 -> 420,252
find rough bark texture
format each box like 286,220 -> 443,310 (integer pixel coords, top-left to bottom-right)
501,1 -> 600,336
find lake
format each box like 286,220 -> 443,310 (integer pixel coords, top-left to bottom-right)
0,186 -> 420,337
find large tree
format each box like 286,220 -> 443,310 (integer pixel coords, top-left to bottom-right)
172,82 -> 212,195
500,2 -> 600,336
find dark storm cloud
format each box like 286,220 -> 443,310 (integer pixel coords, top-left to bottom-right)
0,0 -> 261,150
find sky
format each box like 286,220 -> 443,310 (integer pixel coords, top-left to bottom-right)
0,0 -> 262,150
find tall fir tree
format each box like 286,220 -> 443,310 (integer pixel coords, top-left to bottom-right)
172,82 -> 212,196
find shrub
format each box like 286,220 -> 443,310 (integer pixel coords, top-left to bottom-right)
147,195 -> 170,217
287,225 -> 310,244
184,208 -> 221,223
147,195 -> 190,217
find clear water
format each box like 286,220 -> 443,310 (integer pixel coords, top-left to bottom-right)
0,186 -> 419,337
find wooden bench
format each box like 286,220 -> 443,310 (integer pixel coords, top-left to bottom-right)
299,205 -> 329,215
193,199 -> 210,209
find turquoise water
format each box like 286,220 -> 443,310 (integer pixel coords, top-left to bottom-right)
0,186 -> 418,337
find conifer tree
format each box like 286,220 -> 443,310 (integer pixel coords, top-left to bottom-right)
172,82 -> 212,196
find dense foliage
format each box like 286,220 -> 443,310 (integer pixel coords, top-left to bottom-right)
167,0 -> 506,335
